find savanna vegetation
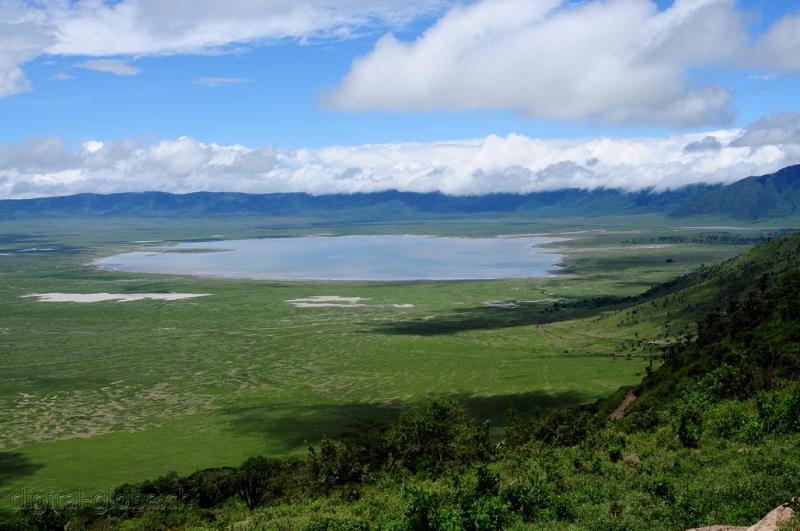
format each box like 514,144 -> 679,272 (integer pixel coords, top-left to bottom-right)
2,227 -> 799,530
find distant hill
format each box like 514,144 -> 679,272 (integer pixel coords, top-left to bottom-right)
671,164 -> 800,220
0,188 -> 706,220
1,164 -> 799,221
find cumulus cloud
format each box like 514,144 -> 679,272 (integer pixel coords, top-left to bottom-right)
77,59 -> 140,76
3,114 -> 800,199
326,0 -> 800,126
194,76 -> 252,87
730,113 -> 800,148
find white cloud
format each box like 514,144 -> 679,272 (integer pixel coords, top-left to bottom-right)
326,0 -> 800,126
0,0 -> 447,97
77,59 -> 140,76
194,76 -> 252,87
752,14 -> 800,71
50,72 -> 75,81
1,0 -> 800,129
0,2 -> 53,97
730,113 -> 800,148
2,113 -> 800,199
45,0 -> 451,56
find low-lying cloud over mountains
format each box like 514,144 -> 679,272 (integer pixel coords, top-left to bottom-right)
3,113 -> 800,199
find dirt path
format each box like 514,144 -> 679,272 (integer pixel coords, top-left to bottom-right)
609,389 -> 637,420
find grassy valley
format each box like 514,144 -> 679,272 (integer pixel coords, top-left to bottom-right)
1,227 -> 798,529
1,214 -> 796,529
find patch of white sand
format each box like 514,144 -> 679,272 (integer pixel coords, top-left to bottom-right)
287,295 -> 368,308
484,299 -> 563,308
287,296 -> 417,309
23,293 -> 211,303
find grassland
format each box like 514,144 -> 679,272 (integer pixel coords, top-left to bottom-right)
0,215 -> 783,513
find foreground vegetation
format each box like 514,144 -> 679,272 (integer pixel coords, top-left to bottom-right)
2,225 -> 799,529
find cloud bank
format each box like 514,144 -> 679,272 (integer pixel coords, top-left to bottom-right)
3,113 -> 800,199
327,0 -> 800,126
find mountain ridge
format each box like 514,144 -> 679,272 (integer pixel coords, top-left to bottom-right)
1,164 -> 798,221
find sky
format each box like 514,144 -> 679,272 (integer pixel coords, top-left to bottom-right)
1,0 -> 800,198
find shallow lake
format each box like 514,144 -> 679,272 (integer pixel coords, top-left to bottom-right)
94,235 -> 563,281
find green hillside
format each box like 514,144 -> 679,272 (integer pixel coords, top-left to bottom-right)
605,230 -> 800,340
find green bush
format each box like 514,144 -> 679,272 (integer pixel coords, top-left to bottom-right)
401,485 -> 461,531
705,400 -> 754,440
535,409 -> 604,447
307,437 -> 360,494
461,495 -> 509,531
180,467 -> 239,508
757,385 -> 800,434
302,515 -> 370,531
499,478 -> 571,522
645,473 -> 674,500
237,456 -> 288,510
388,397 -> 492,474
678,406 -> 703,448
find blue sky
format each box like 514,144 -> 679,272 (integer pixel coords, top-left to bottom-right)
1,0 -> 800,197
0,0 -> 797,149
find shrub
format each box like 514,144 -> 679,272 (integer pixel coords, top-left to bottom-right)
499,478 -> 573,522
705,400 -> 753,440
401,485 -> 461,531
535,408 -> 604,447
180,467 -> 239,508
388,397 -> 492,474
302,515 -> 370,531
645,473 -> 673,500
626,403 -> 661,432
237,456 -> 287,510
678,406 -> 703,448
307,437 -> 357,494
461,495 -> 509,531
756,385 -> 800,434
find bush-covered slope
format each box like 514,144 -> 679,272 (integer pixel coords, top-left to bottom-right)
628,230 -> 800,329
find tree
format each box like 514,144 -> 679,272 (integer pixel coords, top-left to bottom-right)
387,397 -> 491,474
237,456 -> 285,510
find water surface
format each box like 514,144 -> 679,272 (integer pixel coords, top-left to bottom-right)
95,235 -> 562,281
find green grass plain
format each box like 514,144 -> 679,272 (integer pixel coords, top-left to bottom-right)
0,215 -> 782,511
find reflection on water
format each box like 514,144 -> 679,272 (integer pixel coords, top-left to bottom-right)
94,235 -> 562,281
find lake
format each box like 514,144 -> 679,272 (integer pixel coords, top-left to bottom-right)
94,235 -> 563,281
